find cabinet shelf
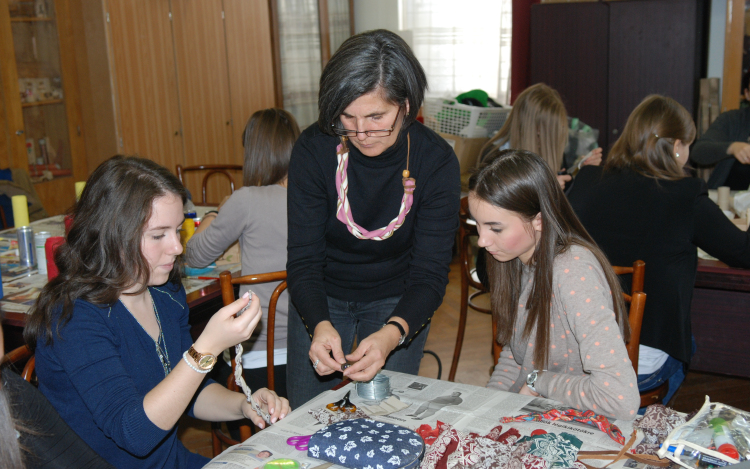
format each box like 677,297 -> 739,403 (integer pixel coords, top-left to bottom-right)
21,98 -> 63,108
10,17 -> 54,22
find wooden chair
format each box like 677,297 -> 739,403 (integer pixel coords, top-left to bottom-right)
449,196 -> 500,382
0,344 -> 36,383
176,164 -> 243,206
211,270 -> 287,456
613,260 -> 669,407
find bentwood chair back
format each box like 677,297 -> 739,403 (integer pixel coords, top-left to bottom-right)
612,260 -> 668,407
449,196 -> 500,382
0,344 -> 36,383
211,270 -> 287,456
176,164 -> 243,206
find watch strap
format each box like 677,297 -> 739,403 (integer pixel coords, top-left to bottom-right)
385,320 -> 406,346
187,345 -> 217,371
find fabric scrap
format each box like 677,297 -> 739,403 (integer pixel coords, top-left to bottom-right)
633,404 -> 686,456
308,408 -> 369,425
517,432 -> 583,468
501,408 -> 625,445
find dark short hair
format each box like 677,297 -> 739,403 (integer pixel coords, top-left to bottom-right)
242,108 -> 300,186
25,155 -> 188,347
318,29 -> 427,135
743,69 -> 750,94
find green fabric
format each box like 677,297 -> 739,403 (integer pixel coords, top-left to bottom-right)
518,432 -> 583,468
455,89 -> 489,107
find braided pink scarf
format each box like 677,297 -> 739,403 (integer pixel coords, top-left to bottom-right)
335,135 -> 416,240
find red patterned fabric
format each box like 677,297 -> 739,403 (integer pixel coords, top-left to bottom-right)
501,408 -> 625,445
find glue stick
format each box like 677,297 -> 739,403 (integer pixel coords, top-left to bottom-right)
711,418 -> 740,460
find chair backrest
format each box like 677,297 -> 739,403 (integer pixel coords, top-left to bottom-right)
459,196 -> 486,292
611,260 -> 646,373
176,164 -> 243,206
612,260 -> 645,295
0,344 -> 36,383
219,270 -> 287,391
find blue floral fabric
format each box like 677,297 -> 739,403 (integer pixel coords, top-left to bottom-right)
307,418 -> 425,469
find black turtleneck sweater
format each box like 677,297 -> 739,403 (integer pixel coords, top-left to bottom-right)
286,122 -> 460,340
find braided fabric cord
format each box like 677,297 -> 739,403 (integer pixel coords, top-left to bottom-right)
335,136 -> 416,240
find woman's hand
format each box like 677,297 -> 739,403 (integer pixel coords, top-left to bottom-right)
241,388 -> 290,429
518,384 -> 540,397
343,323 -> 403,382
582,147 -> 603,166
309,321 -> 347,376
194,292 -> 262,356
729,142 -> 750,164
556,174 -> 572,189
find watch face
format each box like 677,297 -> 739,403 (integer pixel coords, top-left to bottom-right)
198,355 -> 216,369
527,370 -> 538,385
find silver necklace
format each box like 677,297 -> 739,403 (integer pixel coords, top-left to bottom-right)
121,290 -> 171,377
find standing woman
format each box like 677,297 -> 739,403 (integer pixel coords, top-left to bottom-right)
24,156 -> 289,469
286,29 -> 460,407
187,108 -> 300,398
471,150 -> 639,420
568,95 -> 750,406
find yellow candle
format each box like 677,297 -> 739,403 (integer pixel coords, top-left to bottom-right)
12,195 -> 30,227
75,181 -> 86,201
181,218 -> 195,249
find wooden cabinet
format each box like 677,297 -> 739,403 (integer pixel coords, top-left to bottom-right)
72,0 -> 276,203
530,0 -> 707,151
0,0 -> 87,216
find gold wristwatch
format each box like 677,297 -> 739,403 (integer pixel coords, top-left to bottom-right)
187,345 -> 217,371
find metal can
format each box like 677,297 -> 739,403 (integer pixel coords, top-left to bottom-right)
17,226 -> 35,268
34,231 -> 51,274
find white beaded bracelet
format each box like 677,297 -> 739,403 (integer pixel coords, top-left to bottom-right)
183,351 -> 211,374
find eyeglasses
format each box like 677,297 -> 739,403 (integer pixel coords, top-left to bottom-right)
331,108 -> 402,138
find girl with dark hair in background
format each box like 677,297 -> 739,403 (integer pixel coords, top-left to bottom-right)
286,29 -> 460,407
187,108 -> 300,398
25,156 -> 289,469
471,149 -> 639,420
568,95 -> 750,407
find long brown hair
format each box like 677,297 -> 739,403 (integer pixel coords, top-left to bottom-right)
25,156 -> 187,348
242,108 -> 300,186
480,83 -> 568,172
605,95 -> 695,180
470,149 -> 629,369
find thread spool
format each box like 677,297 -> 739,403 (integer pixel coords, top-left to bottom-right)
75,181 -> 86,201
356,373 -> 391,401
718,186 -> 731,211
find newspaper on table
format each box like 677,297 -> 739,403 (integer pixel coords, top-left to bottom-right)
203,370 -> 646,469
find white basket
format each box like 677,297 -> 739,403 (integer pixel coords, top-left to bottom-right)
423,98 -> 511,138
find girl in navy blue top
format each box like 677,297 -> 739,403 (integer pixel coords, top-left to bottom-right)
24,156 -> 290,469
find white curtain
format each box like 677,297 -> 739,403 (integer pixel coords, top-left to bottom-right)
328,0 -> 351,57
399,0 -> 512,105
277,0 -> 322,127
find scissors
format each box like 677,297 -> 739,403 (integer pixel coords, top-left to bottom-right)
287,435 -> 312,451
326,390 -> 357,413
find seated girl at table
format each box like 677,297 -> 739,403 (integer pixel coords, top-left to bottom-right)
479,83 -> 603,189
470,149 -> 640,420
567,95 -> 750,407
24,156 -> 290,469
187,108 -> 300,398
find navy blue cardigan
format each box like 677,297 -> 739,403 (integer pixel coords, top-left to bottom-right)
34,283 -> 212,469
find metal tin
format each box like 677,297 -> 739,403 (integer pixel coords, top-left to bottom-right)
17,226 -> 35,268
34,231 -> 51,274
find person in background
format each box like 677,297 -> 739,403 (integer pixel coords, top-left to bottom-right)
471,149 -> 639,421
568,95 -> 750,408
691,70 -> 750,190
187,108 -> 300,399
24,156 -> 289,469
479,83 -> 602,189
286,29 -> 460,408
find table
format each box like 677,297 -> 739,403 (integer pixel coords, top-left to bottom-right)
0,214 -> 240,349
203,370 -> 639,469
691,258 -> 750,378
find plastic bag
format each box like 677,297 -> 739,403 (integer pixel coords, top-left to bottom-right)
564,117 -> 599,176
658,397 -> 750,468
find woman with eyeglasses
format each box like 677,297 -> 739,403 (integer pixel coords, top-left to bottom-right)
286,29 -> 460,407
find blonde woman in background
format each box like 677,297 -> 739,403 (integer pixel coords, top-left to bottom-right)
480,83 -> 602,189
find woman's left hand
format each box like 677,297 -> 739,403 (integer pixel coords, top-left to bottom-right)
241,388 -> 290,429
343,326 -> 402,382
582,147 -> 603,166
518,384 -> 540,397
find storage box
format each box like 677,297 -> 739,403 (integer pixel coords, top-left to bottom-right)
423,98 -> 510,138
438,132 -> 488,175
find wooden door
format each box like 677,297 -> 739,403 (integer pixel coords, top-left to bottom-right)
224,0 -> 276,165
171,0 -> 236,204
530,3 -> 609,148
106,0 -> 184,172
607,0 -> 704,146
